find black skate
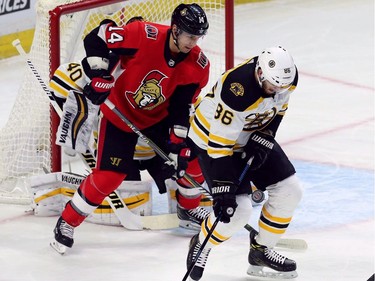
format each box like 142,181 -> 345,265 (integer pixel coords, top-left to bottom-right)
177,204 -> 210,231
247,227 -> 298,279
50,217 -> 74,255
186,234 -> 211,281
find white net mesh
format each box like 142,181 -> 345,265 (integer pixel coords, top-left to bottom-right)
0,0 -> 229,204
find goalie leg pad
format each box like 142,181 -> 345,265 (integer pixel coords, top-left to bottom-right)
30,172 -> 83,217
56,90 -> 99,153
32,187 -> 64,216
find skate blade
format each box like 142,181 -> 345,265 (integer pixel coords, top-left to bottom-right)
247,265 -> 298,279
50,240 -> 67,255
179,220 -> 201,232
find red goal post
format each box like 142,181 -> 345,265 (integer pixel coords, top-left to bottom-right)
0,0 -> 234,204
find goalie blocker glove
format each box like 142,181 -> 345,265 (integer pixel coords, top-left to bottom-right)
211,180 -> 238,223
245,130 -> 275,170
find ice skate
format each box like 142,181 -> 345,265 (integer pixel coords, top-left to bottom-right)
177,204 -> 210,231
247,227 -> 298,279
50,217 -> 74,255
186,234 -> 211,281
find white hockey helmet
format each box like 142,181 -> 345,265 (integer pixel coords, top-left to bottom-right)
256,46 -> 296,88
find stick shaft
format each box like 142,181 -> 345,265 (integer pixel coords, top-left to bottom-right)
182,214 -> 221,281
104,99 -> 213,199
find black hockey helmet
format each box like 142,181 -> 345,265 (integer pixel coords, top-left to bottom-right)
171,3 -> 209,36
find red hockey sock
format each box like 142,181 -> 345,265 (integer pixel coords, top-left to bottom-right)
62,169 -> 126,227
176,190 -> 202,209
62,201 -> 86,227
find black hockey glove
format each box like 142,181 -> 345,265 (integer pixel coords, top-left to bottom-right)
83,69 -> 114,105
246,130 -> 275,171
163,126 -> 191,180
211,180 -> 238,223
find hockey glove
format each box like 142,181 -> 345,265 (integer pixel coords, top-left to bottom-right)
163,125 -> 191,180
246,130 -> 275,171
212,180 -> 238,223
83,69 -> 114,105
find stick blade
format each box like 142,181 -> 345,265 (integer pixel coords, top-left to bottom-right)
141,214 -> 179,230
275,238 -> 308,250
244,224 -> 308,250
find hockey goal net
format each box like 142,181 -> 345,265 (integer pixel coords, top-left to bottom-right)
0,0 -> 234,204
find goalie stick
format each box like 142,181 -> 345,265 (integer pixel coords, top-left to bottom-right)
12,39 -> 178,231
244,224 -> 308,250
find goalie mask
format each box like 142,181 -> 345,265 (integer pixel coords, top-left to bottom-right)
256,46 -> 296,90
171,3 -> 209,36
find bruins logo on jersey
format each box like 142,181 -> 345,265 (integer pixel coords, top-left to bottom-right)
230,82 -> 244,97
125,70 -> 167,110
244,108 -> 276,131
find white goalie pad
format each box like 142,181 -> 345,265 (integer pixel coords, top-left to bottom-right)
56,90 -> 99,154
30,172 -> 82,216
30,172 -> 152,226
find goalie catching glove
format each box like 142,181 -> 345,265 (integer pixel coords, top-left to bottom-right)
212,180 -> 238,223
163,125 -> 191,180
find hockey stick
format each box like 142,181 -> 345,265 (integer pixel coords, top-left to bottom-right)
106,189 -> 178,230
12,39 -> 178,230
244,224 -> 308,250
181,160 -> 254,279
239,156 -> 265,204
103,99 -> 213,200
182,213 -> 222,281
12,39 -> 63,117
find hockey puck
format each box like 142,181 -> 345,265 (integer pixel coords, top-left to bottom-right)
251,189 -> 265,203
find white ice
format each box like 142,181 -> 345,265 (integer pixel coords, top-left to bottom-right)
0,0 -> 374,280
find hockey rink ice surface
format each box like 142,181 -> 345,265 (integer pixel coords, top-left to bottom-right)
0,0 -> 373,280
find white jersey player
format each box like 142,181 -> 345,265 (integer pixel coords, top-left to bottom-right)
185,46 -> 303,280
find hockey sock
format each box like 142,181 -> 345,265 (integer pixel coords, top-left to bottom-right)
176,189 -> 202,209
62,169 -> 126,227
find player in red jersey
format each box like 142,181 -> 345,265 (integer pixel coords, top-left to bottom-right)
51,3 -> 210,254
